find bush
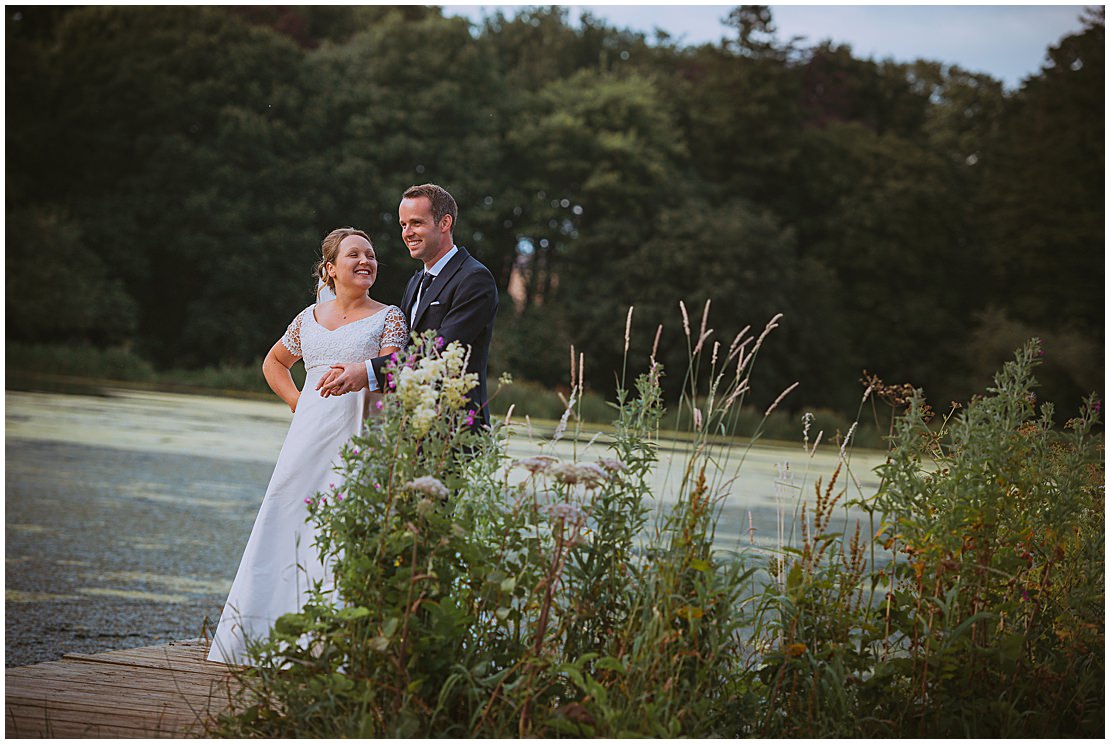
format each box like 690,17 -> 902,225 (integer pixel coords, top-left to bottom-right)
753,339 -> 1104,737
7,342 -> 156,382
209,310 -> 1103,738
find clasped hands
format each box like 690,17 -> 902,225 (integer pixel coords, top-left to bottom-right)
316,362 -> 369,397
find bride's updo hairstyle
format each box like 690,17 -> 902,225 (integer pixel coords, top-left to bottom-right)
315,227 -> 372,295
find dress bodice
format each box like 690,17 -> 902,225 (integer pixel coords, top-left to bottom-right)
280,304 -> 408,373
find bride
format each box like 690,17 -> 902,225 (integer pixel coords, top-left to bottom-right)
208,227 -> 408,665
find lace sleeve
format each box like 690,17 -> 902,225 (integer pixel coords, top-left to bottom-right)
380,306 -> 410,349
280,307 -> 308,357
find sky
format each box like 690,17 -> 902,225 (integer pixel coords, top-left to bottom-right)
443,3 -> 1093,89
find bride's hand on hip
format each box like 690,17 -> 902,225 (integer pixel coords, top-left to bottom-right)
317,362 -> 369,397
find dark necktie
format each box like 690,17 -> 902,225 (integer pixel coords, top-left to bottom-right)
418,271 -> 434,303
413,271 -> 434,324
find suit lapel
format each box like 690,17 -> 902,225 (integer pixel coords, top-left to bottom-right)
412,247 -> 469,329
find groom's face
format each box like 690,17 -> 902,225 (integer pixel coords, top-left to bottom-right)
399,196 -> 451,267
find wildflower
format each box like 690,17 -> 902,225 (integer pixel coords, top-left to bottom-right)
336,493 -> 344,502
374,482 -> 382,490
499,371 -> 513,386
514,456 -> 557,474
784,642 -> 807,658
464,409 -> 477,428
597,458 -> 626,473
375,400 -> 384,411
546,501 -> 583,522
435,336 -> 445,349
575,462 -> 609,487
548,461 -> 581,484
304,497 -> 314,506
406,475 -> 449,500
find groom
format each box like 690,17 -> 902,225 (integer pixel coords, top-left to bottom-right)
317,183 -> 498,426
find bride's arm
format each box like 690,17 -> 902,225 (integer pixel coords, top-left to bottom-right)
263,340 -> 302,413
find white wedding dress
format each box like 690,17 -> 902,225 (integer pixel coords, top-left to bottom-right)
208,303 -> 408,664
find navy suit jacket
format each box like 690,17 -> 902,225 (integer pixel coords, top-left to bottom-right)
371,246 -> 498,426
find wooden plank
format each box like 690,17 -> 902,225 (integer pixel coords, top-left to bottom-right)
7,668 -> 233,700
62,652 -> 235,677
4,640 -> 246,739
7,701 -> 206,731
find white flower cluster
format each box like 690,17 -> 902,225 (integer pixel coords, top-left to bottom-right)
406,475 -> 449,500
512,456 -> 626,488
394,341 -> 478,438
545,501 -> 584,522
514,455 -> 558,473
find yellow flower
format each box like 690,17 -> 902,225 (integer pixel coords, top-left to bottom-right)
785,642 -> 807,658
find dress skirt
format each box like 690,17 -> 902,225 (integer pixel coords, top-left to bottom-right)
207,369 -> 372,664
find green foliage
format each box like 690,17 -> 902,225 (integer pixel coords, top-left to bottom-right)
212,323 -> 766,737
6,343 -> 156,384
6,207 -> 137,345
755,339 -> 1104,737
208,301 -> 1101,737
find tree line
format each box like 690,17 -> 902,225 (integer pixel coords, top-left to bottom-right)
6,5 -> 1103,414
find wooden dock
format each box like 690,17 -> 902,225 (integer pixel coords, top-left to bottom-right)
5,639 -> 239,738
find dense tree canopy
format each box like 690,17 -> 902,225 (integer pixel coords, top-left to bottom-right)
6,5 -> 1103,412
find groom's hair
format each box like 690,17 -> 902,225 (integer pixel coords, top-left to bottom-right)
404,183 -> 457,233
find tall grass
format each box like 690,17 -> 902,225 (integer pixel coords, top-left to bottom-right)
199,309 -> 1102,737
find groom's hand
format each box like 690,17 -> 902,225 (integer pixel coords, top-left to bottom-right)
316,362 -> 369,397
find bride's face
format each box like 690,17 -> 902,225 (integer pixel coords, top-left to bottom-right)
327,235 -> 377,292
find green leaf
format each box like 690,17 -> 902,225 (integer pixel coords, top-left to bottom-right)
595,656 -> 626,674
336,606 -> 371,621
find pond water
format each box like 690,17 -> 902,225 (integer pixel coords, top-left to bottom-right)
5,387 -> 886,666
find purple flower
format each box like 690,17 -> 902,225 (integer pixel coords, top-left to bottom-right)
374,482 -> 382,490
337,493 -> 344,502
435,336 -> 445,349
464,409 -> 476,427
305,497 -> 313,505
375,400 -> 384,411
390,352 -> 399,362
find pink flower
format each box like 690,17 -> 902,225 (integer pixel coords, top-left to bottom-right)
304,498 -> 313,505
337,493 -> 344,502
375,400 -> 384,411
